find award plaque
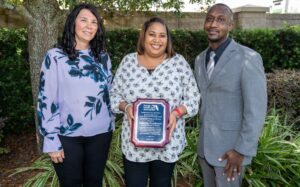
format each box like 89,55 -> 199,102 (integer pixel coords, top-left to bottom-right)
131,98 -> 170,148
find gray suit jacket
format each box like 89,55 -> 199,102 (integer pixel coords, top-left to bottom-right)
194,39 -> 267,166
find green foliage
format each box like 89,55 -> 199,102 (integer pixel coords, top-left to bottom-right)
106,27 -> 300,71
231,26 -> 300,71
275,26 -> 300,69
0,28 -> 33,133
63,0 -> 213,12
266,70 -> 300,130
10,155 -> 58,187
173,118 -> 202,186
175,111 -> 300,186
0,115 -> 9,155
231,29 -> 279,71
106,29 -> 139,72
1,27 -> 300,133
103,118 -> 124,186
14,111 -> 300,186
172,30 -> 208,67
0,28 -> 28,59
244,109 -> 300,186
106,29 -> 209,69
11,119 -> 124,187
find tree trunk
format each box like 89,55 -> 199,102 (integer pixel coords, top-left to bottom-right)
24,0 -> 64,152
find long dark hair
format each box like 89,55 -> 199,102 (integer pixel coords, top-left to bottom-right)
137,17 -> 175,58
60,3 -> 105,62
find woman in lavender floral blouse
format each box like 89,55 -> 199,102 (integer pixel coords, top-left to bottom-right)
37,4 -> 113,187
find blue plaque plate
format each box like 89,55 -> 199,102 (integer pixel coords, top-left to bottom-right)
131,98 -> 170,148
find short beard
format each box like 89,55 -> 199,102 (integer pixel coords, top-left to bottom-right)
208,37 -> 222,43
207,36 -> 227,45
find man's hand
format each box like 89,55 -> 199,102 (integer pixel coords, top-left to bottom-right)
219,149 -> 244,181
48,150 -> 65,163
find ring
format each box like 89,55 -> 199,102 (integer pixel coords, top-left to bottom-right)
233,168 -> 237,172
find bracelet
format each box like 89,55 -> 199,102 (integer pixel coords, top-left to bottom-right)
173,108 -> 182,118
124,103 -> 132,113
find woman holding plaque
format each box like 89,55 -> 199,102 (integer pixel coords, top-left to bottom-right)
37,4 -> 114,186
110,17 -> 200,187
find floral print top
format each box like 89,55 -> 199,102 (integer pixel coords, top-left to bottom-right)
110,53 -> 200,163
37,48 -> 114,153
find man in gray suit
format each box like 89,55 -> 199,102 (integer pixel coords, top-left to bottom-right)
194,3 -> 267,187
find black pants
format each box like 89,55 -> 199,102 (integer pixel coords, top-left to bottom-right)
53,131 -> 112,187
123,155 -> 175,187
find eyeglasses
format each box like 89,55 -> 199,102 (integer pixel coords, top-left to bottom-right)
205,16 -> 227,25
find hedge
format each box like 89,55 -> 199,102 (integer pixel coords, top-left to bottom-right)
0,29 -> 33,133
107,26 -> 300,71
0,27 -> 300,133
267,70 -> 300,129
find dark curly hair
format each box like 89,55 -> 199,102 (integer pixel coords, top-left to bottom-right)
60,3 -> 105,63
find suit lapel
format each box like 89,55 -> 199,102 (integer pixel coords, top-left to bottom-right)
207,40 -> 238,86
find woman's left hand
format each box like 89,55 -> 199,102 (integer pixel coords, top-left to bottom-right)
168,106 -> 187,140
168,111 -> 177,140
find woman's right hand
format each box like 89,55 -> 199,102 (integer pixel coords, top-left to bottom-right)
48,150 -> 65,163
125,104 -> 134,127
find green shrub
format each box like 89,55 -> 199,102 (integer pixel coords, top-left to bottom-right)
231,26 -> 300,71
176,110 -> 300,186
231,29 -> 280,71
173,121 -> 202,186
266,70 -> 300,130
0,114 -> 9,155
244,109 -> 300,186
1,26 -> 300,133
105,27 -> 300,71
106,29 -> 139,72
0,28 -> 28,60
178,111 -> 300,186
0,28 -> 32,133
13,111 -> 300,186
11,118 -> 124,187
0,56 -> 33,133
172,30 -> 208,67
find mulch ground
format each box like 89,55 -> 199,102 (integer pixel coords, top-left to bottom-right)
0,131 -> 40,187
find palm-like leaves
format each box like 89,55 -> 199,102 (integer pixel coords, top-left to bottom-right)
11,118 -> 124,187
244,109 -> 300,187
11,111 -> 300,186
10,155 -> 56,187
103,120 -> 124,186
172,116 -> 202,186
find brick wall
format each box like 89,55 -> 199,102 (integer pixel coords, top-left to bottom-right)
0,6 -> 299,30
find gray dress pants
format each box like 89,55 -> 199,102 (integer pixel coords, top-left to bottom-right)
198,156 -> 245,187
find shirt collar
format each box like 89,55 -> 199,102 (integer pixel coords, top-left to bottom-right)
206,37 -> 232,64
